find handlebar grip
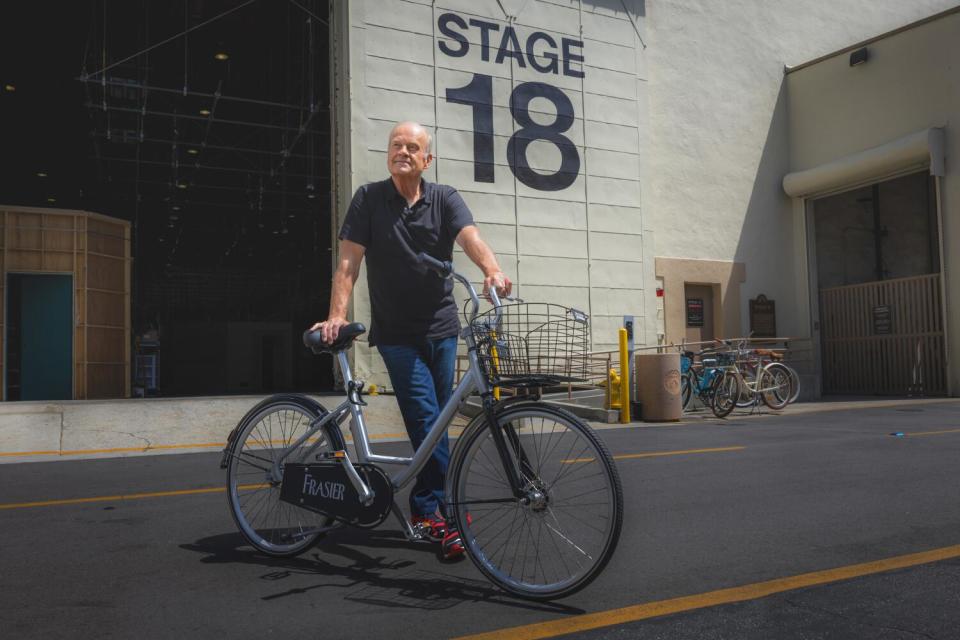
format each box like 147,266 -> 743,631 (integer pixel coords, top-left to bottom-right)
417,252 -> 452,277
303,328 -> 325,350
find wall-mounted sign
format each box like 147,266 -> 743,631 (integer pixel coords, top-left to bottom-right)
686,298 -> 704,327
749,294 -> 776,337
873,305 -> 892,335
437,12 -> 585,192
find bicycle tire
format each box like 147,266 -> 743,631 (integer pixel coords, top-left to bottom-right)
711,371 -> 739,418
759,364 -> 791,410
681,372 -> 693,411
225,396 -> 337,557
735,365 -> 759,408
447,403 -> 623,600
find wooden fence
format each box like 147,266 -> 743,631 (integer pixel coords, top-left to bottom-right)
819,273 -> 945,395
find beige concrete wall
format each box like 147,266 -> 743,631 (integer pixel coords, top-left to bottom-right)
338,0 -> 651,385
332,0 -> 958,388
644,0 -> 957,344
786,9 -> 960,393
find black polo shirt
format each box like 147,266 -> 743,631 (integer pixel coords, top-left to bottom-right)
338,178 -> 475,345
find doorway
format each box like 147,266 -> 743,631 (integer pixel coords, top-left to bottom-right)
6,274 -> 73,400
813,172 -> 945,394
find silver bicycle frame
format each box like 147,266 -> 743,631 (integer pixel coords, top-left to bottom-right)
276,268 -> 500,501
337,346 -> 485,490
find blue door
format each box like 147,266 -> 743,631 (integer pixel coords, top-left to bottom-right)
15,274 -> 73,400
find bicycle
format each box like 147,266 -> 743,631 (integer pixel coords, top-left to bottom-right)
679,347 -> 727,412
711,342 -> 791,418
219,253 -> 623,600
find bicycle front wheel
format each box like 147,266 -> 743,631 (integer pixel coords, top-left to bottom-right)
225,397 -> 336,557
448,403 -> 623,600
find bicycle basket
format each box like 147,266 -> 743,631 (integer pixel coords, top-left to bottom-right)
469,303 -> 589,388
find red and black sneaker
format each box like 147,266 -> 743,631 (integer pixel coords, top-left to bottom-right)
410,514 -> 447,542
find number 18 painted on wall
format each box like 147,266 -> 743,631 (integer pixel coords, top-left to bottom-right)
445,74 -> 581,192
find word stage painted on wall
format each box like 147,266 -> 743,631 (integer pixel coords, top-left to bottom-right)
437,12 -> 585,192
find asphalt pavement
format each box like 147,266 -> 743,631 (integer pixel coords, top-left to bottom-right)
1,400 -> 959,639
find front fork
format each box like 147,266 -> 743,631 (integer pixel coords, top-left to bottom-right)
481,395 -> 538,497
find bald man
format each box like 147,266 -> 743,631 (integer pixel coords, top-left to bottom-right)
311,121 -> 511,560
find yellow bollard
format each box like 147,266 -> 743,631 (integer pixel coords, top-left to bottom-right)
619,328 -> 631,423
367,384 -> 379,396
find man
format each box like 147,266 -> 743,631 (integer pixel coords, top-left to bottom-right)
311,121 -> 511,560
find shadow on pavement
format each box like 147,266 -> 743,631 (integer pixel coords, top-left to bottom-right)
181,529 -> 586,615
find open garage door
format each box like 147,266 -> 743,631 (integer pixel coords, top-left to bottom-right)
813,172 -> 946,395
4,1 -> 335,397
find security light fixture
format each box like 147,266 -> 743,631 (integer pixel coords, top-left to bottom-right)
849,47 -> 868,67
46,197 -> 56,203
177,182 -> 187,189
3,84 -> 14,92
187,148 -> 199,155
36,171 -> 48,177
214,52 -> 229,61
199,108 -> 211,116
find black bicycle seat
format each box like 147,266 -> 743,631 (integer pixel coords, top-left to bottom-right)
303,323 -> 366,354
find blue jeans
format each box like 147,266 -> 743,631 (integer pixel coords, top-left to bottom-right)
378,336 -> 457,518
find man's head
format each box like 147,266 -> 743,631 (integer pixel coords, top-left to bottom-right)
387,121 -> 433,180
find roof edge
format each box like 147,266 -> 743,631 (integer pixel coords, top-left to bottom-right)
785,4 -> 960,75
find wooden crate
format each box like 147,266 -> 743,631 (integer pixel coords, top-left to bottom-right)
0,206 -> 131,400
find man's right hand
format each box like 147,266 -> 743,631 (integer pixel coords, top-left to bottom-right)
309,317 -> 350,344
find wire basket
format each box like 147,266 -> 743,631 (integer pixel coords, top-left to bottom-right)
469,303 -> 590,388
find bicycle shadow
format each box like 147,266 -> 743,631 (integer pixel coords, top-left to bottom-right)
180,528 -> 585,614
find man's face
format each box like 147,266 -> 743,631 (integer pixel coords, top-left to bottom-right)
387,124 -> 433,179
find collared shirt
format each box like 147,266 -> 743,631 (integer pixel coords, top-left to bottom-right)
338,178 -> 475,345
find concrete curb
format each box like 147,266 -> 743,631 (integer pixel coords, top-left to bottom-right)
1,394 -> 955,463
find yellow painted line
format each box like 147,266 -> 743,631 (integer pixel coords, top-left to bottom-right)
0,431 -> 413,459
453,543 -> 960,640
565,446 -> 746,464
0,483 -> 269,511
904,427 -> 960,437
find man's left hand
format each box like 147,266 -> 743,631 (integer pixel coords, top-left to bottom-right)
484,271 -> 512,300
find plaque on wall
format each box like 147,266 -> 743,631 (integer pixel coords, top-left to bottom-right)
749,294 -> 776,337
873,305 -> 892,335
686,298 -> 704,327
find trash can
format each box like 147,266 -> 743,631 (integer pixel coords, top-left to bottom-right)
635,352 -> 682,421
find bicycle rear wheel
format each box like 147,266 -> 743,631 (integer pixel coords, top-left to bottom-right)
760,364 -> 792,410
448,403 -> 623,600
225,397 -> 336,557
711,371 -> 739,418
681,372 -> 693,410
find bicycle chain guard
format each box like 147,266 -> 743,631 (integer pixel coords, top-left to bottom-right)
280,462 -> 393,528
